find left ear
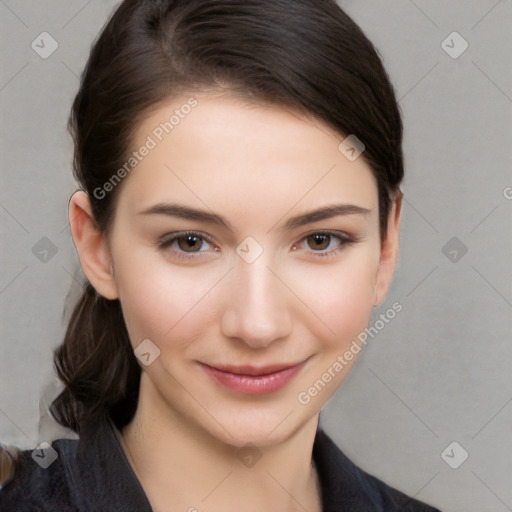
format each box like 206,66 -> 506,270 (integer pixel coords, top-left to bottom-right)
373,192 -> 402,306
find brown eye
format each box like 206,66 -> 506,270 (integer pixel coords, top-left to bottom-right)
158,231 -> 215,259
306,233 -> 331,251
176,235 -> 204,252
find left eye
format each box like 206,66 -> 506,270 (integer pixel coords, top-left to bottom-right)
176,234 -> 209,253
296,232 -> 354,254
305,233 -> 337,251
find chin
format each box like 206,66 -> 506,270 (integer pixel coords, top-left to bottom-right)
202,402 -> 316,449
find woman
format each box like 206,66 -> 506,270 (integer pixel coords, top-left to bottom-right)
1,0 -> 442,510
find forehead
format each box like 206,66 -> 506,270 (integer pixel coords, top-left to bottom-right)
116,93 -> 378,223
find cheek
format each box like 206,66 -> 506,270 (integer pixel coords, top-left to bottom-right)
114,252 -> 222,350
288,251 -> 378,349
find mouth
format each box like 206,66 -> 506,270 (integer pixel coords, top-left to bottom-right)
199,360 -> 308,395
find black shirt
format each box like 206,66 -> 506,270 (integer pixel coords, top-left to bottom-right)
0,412 -> 441,511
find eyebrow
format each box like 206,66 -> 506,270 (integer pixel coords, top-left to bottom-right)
138,202 -> 371,231
280,204 -> 371,230
139,203 -> 233,230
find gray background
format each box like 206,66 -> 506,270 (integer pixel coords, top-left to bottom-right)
1,1 -> 511,510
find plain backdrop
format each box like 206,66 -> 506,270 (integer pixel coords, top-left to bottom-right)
1,1 -> 511,511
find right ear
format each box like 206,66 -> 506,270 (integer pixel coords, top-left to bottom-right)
68,191 -> 119,300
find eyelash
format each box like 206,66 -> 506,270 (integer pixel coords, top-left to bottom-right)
294,230 -> 359,258
157,231 -> 216,261
157,230 -> 359,261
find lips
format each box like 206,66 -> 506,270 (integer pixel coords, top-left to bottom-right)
206,362 -> 301,376
199,359 -> 307,395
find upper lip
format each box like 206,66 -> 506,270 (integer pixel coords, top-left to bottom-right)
202,360 -> 306,376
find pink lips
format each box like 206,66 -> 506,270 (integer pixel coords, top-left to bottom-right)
200,361 -> 306,395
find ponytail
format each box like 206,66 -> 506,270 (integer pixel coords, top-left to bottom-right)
50,283 -> 140,434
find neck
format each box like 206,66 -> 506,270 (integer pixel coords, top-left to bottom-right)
120,376 -> 322,512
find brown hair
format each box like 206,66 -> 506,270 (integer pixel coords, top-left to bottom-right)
51,0 -> 404,433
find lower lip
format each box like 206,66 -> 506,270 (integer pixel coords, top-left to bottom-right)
200,362 -> 306,395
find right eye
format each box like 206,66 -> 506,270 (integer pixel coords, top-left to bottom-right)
158,231 -> 217,259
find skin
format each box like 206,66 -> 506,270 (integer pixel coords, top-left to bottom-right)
69,92 -> 402,512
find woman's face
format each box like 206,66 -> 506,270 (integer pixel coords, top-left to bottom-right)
101,93 -> 399,446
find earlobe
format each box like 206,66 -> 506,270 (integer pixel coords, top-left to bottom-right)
373,192 -> 402,307
68,190 -> 119,300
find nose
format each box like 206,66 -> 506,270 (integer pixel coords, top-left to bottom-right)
220,255 -> 293,349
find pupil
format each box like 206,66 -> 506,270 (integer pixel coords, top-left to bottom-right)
178,235 -> 202,252
309,234 -> 330,250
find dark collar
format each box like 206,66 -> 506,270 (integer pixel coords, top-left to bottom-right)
44,412 -> 437,511
71,412 -> 153,511
73,412 -> 349,510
